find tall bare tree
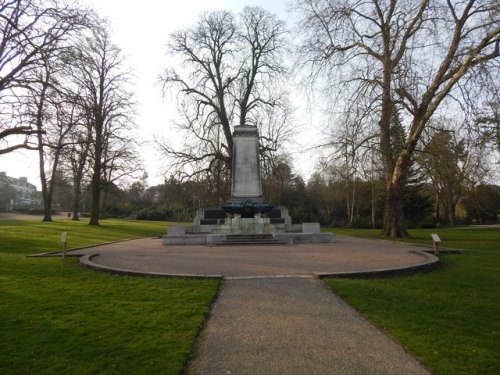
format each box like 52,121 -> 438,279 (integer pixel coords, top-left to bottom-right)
0,0 -> 90,220
67,26 -> 136,225
295,0 -> 499,237
0,0 -> 88,155
30,58 -> 73,222
100,132 -> 143,211
160,6 -> 289,180
60,115 -> 92,221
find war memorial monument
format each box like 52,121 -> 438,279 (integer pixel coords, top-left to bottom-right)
163,125 -> 334,245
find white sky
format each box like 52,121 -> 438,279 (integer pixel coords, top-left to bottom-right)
0,0 -> 322,189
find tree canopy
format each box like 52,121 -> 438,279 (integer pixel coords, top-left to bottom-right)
160,6 -> 291,180
294,0 -> 499,236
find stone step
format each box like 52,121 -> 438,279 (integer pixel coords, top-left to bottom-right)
213,240 -> 287,246
225,234 -> 274,241
213,234 -> 287,246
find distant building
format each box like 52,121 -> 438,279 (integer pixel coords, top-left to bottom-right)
0,171 -> 37,210
152,191 -> 162,203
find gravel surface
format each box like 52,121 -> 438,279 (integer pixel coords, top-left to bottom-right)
71,235 -> 434,277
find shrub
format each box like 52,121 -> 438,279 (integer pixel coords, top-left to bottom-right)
134,207 -> 173,221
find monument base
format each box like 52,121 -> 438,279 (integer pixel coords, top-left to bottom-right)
212,214 -> 274,235
160,124 -> 334,245
162,214 -> 335,246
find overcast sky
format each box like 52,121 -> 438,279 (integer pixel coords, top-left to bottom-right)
1,0 -> 321,189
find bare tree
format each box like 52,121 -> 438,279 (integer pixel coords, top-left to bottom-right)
295,0 -> 499,237
67,26 -> 136,225
160,6 -> 289,180
100,134 -> 144,211
0,0 -> 88,155
1,0 -> 91,221
60,116 -> 92,221
30,58 -> 76,222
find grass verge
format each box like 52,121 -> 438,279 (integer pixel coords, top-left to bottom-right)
0,218 -> 219,374
324,227 -> 500,375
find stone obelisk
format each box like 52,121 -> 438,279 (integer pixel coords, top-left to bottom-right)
230,125 -> 263,200
223,124 -> 272,219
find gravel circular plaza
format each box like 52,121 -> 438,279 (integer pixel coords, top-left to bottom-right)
73,234 -> 438,279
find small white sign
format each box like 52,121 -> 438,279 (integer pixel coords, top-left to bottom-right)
61,231 -> 68,243
431,233 -> 441,243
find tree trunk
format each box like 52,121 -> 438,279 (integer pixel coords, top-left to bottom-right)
71,179 -> 82,221
35,79 -> 52,222
72,199 -> 80,220
449,207 -> 456,225
382,178 -> 409,237
378,53 -> 401,236
350,178 -> 356,227
371,178 -> 376,229
435,192 -> 441,225
381,152 -> 410,237
89,129 -> 103,226
345,178 -> 350,225
89,165 -> 101,225
39,155 -> 52,222
39,141 -> 62,223
72,130 -> 91,221
100,186 -> 108,212
448,194 -> 457,225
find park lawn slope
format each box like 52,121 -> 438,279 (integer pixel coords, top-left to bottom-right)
325,227 -> 500,375
0,218 -> 169,255
0,218 -> 219,375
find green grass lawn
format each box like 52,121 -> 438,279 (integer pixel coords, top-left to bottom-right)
0,218 -> 170,255
325,227 -> 500,375
0,218 -> 219,374
3,217 -> 498,374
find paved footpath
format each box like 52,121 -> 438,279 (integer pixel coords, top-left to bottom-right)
187,277 -> 431,375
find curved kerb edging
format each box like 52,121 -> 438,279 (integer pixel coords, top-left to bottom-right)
316,250 -> 440,279
79,250 -> 439,280
79,253 -> 223,280
28,237 -> 152,258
